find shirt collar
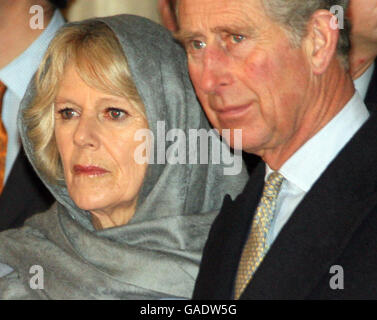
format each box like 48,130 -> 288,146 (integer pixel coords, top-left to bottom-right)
354,62 -> 376,100
267,92 -> 370,192
0,10 -> 65,99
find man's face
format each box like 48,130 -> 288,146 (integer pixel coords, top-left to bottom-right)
178,0 -> 312,156
349,0 -> 377,43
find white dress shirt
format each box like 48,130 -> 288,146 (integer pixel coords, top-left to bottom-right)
265,92 -> 370,247
354,62 -> 375,101
0,10 -> 64,183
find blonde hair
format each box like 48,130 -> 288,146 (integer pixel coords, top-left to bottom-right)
24,20 -> 144,183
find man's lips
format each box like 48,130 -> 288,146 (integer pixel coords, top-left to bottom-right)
214,103 -> 252,118
73,165 -> 109,176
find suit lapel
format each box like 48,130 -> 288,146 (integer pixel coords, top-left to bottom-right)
193,161 -> 266,299
240,110 -> 377,299
219,162 -> 265,298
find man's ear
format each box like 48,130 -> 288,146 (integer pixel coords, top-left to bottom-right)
304,9 -> 340,75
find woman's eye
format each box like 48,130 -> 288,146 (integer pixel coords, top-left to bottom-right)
58,108 -> 78,120
106,108 -> 128,120
231,34 -> 245,44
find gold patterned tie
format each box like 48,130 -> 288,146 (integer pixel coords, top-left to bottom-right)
0,81 -> 7,193
234,171 -> 284,299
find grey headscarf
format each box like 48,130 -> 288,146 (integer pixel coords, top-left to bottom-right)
0,15 -> 248,299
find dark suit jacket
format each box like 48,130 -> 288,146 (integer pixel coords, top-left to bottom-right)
0,149 -> 54,231
365,60 -> 377,106
193,109 -> 377,300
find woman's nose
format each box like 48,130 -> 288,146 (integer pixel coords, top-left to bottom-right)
73,115 -> 100,149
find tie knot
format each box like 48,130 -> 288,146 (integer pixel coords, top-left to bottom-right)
263,171 -> 284,198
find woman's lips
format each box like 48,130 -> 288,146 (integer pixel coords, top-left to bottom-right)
73,165 -> 109,176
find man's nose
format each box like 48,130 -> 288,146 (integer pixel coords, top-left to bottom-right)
73,115 -> 100,149
197,47 -> 233,94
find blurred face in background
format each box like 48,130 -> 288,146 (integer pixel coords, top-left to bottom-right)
348,0 -> 377,44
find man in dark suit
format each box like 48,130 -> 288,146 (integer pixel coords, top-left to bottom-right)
0,1 -> 66,231
174,0 -> 377,299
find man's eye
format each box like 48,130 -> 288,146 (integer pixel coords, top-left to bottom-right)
106,108 -> 128,120
58,108 -> 78,120
191,40 -> 206,50
231,34 -> 245,44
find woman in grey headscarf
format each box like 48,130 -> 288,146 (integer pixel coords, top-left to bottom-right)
0,15 -> 248,299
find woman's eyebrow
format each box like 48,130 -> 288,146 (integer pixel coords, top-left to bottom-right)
54,98 -> 80,107
54,97 -> 126,108
96,97 -> 125,105
94,97 -> 132,110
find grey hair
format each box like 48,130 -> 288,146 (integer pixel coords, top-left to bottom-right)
261,0 -> 351,68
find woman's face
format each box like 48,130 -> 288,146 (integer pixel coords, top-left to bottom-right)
54,65 -> 149,224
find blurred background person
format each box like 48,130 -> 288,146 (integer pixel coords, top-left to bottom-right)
158,0 -> 177,32
0,0 -> 66,230
67,0 -> 159,22
348,0 -> 377,105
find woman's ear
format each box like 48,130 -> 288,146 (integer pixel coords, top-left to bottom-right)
304,9 -> 340,75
